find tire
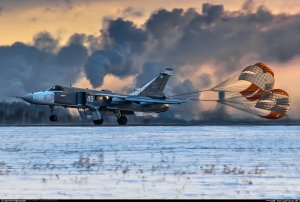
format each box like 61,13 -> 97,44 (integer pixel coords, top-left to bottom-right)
117,116 -> 127,125
49,115 -> 57,122
93,119 -> 104,125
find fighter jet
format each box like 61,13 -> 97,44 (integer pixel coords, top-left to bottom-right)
20,68 -> 185,125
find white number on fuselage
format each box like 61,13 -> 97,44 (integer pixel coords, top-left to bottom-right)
87,95 -> 94,103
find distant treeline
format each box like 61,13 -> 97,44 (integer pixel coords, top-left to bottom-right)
0,102 -> 76,124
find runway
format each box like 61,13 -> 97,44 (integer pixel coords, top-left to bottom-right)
0,126 -> 299,199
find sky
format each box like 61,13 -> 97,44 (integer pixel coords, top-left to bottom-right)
0,0 -> 300,121
1,0 -> 300,45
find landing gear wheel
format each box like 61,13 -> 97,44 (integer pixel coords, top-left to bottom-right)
93,119 -> 104,125
117,116 -> 127,125
49,114 -> 57,122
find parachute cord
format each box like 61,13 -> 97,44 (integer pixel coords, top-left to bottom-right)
210,72 -> 241,91
169,72 -> 243,98
168,89 -> 210,98
187,98 -> 218,102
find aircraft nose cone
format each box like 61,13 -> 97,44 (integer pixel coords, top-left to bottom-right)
21,93 -> 33,103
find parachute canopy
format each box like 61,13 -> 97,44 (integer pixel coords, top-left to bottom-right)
210,63 -> 291,119
256,89 -> 290,119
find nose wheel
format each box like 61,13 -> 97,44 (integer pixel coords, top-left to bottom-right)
49,114 -> 58,122
49,106 -> 57,122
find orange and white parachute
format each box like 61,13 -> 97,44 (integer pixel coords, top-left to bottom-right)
256,89 -> 290,119
210,63 -> 291,119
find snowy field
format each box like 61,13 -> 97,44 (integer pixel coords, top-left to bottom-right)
0,126 -> 300,199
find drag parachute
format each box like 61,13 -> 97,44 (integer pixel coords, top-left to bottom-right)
211,63 -> 275,101
210,63 -> 291,119
168,62 -> 291,119
256,89 -> 290,119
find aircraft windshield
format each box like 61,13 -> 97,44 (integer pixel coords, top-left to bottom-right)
48,85 -> 64,91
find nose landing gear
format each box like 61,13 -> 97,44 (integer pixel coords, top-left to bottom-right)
92,108 -> 104,125
49,114 -> 58,122
49,106 -> 58,122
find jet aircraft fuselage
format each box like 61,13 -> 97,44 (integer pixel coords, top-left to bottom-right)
20,68 -> 184,125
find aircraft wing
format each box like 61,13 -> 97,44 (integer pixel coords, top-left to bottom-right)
93,92 -> 185,104
125,97 -> 185,104
93,92 -> 128,99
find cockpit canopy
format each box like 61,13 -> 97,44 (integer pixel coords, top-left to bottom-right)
48,85 -> 64,91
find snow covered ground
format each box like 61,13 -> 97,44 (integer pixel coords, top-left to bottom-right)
0,126 -> 300,199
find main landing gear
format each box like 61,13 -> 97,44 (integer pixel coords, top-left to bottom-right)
117,116 -> 127,125
115,110 -> 127,125
49,106 -> 58,122
92,108 -> 104,125
93,119 -> 103,125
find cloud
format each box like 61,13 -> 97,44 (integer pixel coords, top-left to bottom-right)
122,7 -> 143,18
33,31 -> 59,53
242,0 -> 256,13
82,2 -> 300,120
84,46 -> 134,87
68,33 -> 87,45
202,3 -> 224,23
0,32 -> 88,101
83,18 -> 147,87
103,18 -> 147,52
67,33 -> 102,52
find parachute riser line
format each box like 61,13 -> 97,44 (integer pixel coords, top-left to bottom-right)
168,89 -> 210,98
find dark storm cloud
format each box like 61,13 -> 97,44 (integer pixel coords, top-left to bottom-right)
33,31 -> 59,53
56,44 -> 88,67
68,33 -> 87,45
103,18 -> 147,52
67,33 -> 102,52
94,3 -> 300,71
202,3 -> 224,23
85,46 -> 134,87
145,8 -> 184,42
83,18 -> 147,87
0,32 -> 88,101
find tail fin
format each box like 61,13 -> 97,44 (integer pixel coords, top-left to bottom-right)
130,68 -> 173,98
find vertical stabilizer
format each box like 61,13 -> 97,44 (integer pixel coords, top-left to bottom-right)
130,68 -> 173,98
